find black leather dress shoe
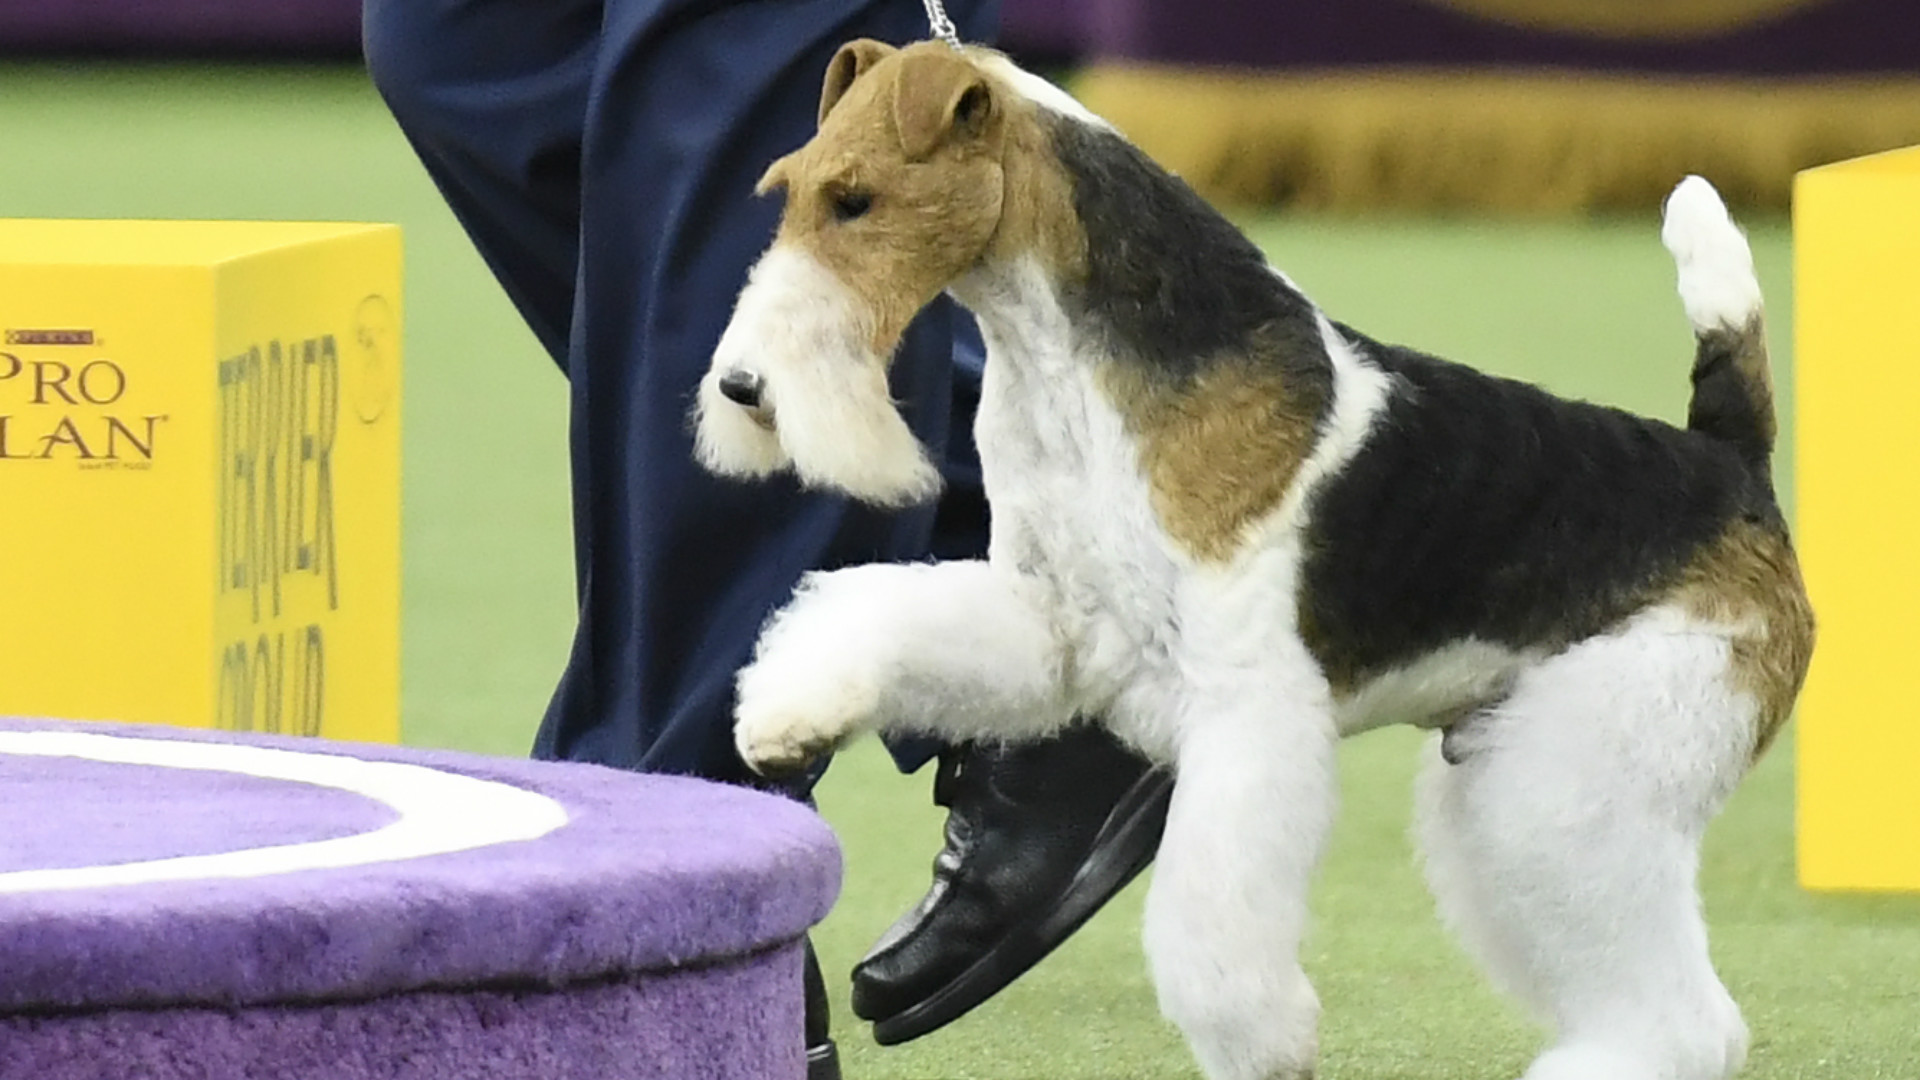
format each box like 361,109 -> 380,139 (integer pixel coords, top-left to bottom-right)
804,937 -> 841,1080
850,724 -> 1173,1045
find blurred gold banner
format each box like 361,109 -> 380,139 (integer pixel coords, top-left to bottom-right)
1414,0 -> 1836,39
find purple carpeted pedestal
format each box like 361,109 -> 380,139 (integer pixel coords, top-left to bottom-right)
0,717 -> 840,1080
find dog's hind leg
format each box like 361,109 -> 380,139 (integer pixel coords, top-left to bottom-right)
1414,615 -> 1755,1080
733,560 -> 1075,774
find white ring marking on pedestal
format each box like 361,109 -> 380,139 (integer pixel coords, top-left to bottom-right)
0,731 -> 570,894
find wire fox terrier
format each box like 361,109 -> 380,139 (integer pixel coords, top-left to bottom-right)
694,39 -> 1815,1080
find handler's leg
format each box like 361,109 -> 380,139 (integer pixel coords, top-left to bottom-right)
370,0 -> 985,785
366,0 -> 1168,1053
363,0 -> 592,365
541,0 -> 996,788
364,5 -> 964,1077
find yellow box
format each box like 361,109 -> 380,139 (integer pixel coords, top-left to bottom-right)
1794,148 -> 1920,891
0,220 -> 401,743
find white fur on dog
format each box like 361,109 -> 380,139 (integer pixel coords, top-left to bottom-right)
1140,536 -> 1341,1080
1271,316 -> 1395,537
1334,638 -> 1531,736
1663,176 -> 1762,332
963,259 -> 1185,745
737,265 -> 1396,1080
1416,608 -> 1755,1080
975,53 -> 1115,132
699,246 -> 941,505
734,560 -> 1073,772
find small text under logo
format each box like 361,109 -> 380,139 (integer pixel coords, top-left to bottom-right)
5,329 -> 95,347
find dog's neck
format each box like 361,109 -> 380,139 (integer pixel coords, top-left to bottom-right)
962,108 -> 1329,389
950,105 -> 1348,563
952,258 -> 1066,364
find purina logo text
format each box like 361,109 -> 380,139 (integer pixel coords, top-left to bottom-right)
0,344 -> 167,465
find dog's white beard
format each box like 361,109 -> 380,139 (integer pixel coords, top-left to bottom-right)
696,246 -> 941,507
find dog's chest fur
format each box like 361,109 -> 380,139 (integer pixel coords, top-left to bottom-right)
962,259 -> 1451,751
965,262 -> 1188,742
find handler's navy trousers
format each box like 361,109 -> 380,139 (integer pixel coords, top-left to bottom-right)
364,0 -> 998,786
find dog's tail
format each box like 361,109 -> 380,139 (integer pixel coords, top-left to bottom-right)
1661,175 -> 1774,472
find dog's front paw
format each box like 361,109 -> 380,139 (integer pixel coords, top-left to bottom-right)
733,660 -> 881,777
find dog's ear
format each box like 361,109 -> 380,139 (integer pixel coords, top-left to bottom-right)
755,152 -> 794,197
819,39 -> 897,127
892,47 -> 998,162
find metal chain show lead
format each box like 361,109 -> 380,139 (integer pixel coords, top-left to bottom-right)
921,0 -> 962,49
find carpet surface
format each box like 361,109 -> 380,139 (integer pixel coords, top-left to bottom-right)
0,716 -> 838,1022
0,752 -> 397,871
0,945 -> 806,1080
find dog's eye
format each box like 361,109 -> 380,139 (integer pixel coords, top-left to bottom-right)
830,190 -> 873,222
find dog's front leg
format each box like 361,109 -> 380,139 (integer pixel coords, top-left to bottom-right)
734,559 -> 1073,775
1144,582 -> 1337,1080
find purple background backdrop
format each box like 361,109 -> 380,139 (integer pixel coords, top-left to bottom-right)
0,0 -> 358,54
0,0 -> 1912,73
1086,0 -> 1920,74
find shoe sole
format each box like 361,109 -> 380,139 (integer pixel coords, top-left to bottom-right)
807,1040 -> 842,1080
867,766 -> 1175,1045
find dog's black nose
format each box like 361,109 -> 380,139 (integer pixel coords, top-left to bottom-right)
717,369 -> 764,409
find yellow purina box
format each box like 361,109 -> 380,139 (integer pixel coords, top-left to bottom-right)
0,220 -> 400,743
1796,147 -> 1920,891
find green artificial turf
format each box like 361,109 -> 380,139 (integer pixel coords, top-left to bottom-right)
5,60 -> 1916,1079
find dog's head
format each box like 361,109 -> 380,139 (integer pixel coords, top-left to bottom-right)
694,40 -> 1023,506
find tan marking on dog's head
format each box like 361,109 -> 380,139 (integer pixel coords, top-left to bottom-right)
758,40 -> 1087,353
759,40 -> 1005,355
979,74 -> 1086,282
816,38 -> 896,128
1669,516 -> 1815,759
699,41 -> 1097,507
1099,344 -> 1328,563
